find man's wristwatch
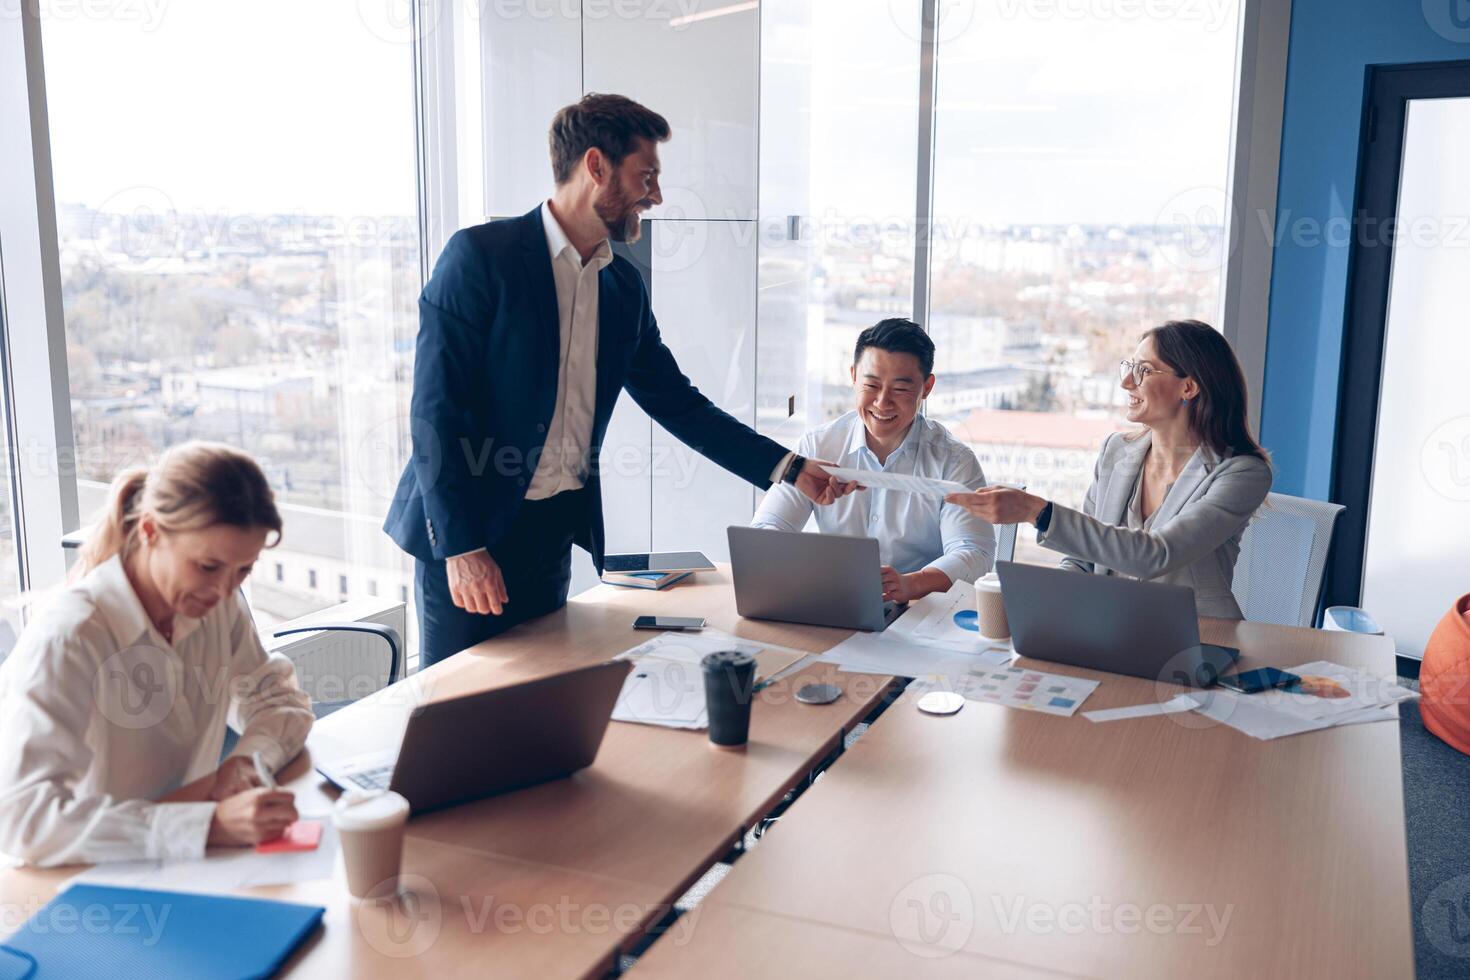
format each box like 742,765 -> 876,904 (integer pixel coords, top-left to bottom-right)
783,454 -> 807,485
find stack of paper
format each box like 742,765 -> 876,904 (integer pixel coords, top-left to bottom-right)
611,628 -> 803,730
1192,660 -> 1417,740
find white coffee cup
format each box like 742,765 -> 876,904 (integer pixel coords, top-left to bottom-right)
333,790 -> 410,900
974,573 -> 1009,640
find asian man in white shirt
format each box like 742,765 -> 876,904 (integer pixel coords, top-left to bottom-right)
752,318 -> 996,604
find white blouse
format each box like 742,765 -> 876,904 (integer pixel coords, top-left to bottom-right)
0,554 -> 313,867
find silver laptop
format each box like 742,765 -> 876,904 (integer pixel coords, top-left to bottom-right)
727,526 -> 906,631
317,660 -> 631,813
996,560 -> 1239,687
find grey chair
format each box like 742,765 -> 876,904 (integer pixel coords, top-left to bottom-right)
1231,492 -> 1346,628
273,620 -> 401,719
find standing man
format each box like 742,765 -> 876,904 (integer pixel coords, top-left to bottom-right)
385,94 -> 855,667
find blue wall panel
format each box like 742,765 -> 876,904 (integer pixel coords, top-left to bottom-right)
1263,0 -> 1468,497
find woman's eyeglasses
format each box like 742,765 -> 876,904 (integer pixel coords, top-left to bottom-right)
1118,358 -> 1182,387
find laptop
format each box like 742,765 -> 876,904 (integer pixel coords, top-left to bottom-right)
316,660 -> 632,813
727,526 -> 907,632
996,560 -> 1239,687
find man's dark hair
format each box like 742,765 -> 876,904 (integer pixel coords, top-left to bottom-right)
549,93 -> 671,186
853,318 -> 935,377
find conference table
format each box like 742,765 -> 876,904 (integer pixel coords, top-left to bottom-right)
0,569 -> 1413,978
629,617 -> 1414,978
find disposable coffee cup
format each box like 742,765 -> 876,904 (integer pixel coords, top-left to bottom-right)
975,573 -> 1009,640
334,790 -> 410,900
702,650 -> 757,749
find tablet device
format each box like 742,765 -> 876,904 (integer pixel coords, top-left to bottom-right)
603,551 -> 715,573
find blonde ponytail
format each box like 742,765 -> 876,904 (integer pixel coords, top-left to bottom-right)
71,442 -> 282,580
73,467 -> 149,581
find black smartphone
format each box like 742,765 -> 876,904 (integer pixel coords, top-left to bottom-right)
1217,667 -> 1300,695
633,616 -> 706,631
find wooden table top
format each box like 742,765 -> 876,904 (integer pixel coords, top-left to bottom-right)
630,619 -> 1414,978
0,568 -> 899,979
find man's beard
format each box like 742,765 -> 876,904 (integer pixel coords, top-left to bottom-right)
594,182 -> 643,243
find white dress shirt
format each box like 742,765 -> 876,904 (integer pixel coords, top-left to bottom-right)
751,411 -> 996,585
0,554 -> 313,867
525,200 -> 614,500
453,201 -> 793,558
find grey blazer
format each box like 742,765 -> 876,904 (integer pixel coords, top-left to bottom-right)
1036,431 -> 1272,619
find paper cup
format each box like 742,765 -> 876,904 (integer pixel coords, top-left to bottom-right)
334,790 -> 410,900
975,573 -> 1009,640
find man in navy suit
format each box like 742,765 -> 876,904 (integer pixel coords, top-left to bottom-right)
385,94 -> 856,666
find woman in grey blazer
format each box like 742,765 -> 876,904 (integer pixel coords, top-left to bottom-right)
946,320 -> 1271,619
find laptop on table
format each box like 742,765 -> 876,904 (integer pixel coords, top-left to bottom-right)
727,526 -> 907,632
995,560 -> 1239,687
316,660 -> 631,813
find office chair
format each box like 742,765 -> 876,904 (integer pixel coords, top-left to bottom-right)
1230,493 -> 1346,628
272,620 -> 401,719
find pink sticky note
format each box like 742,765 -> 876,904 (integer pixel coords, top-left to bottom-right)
257,819 -> 323,854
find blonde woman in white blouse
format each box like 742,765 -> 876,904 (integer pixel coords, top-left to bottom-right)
0,442 -> 313,866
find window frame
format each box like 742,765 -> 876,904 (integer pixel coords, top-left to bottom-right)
0,4 -> 80,598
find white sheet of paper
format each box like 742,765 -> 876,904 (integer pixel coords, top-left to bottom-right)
909,664 -> 1099,717
889,583 -> 1012,658
817,631 -> 999,678
615,628 -> 766,667
816,465 -> 970,497
1252,660 -> 1418,722
1191,689 -> 1401,740
610,628 -> 806,730
1083,694 -> 1200,723
70,820 -> 339,894
612,656 -> 707,729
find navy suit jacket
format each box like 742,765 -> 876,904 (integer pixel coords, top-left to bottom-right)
383,206 -> 789,570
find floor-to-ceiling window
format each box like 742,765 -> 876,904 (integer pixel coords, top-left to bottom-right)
42,2 -> 422,626
757,0 -> 923,446
927,0 -> 1242,560
755,1 -> 1244,562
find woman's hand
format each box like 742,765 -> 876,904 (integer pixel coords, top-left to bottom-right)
208,787 -> 299,846
209,755 -> 264,801
944,487 -> 1049,526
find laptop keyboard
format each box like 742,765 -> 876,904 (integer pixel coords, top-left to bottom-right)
347,764 -> 394,791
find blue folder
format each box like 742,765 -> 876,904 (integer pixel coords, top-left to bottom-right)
0,883 -> 324,979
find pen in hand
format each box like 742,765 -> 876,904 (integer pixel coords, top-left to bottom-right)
252,750 -> 277,791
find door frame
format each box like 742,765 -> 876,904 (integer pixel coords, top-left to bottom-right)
1326,59 -> 1470,609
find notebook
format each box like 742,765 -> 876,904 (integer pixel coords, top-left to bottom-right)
0,883 -> 324,979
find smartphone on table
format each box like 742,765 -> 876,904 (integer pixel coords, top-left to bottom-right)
632,616 -> 706,631
1217,667 -> 1300,695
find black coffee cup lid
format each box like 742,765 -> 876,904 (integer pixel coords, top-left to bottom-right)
701,650 -> 755,669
